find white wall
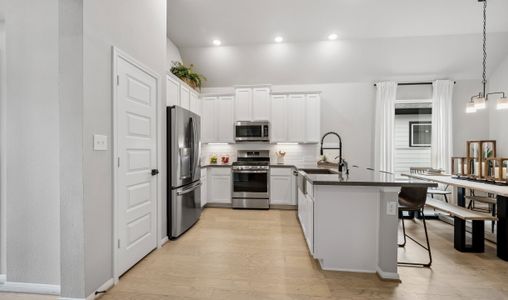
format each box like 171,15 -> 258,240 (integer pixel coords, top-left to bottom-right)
489,55 -> 508,157
167,37 -> 182,69
81,0 -> 167,297
0,0 -> 60,285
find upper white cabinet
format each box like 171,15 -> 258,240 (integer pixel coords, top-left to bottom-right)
305,94 -> 321,143
252,87 -> 271,120
235,88 -> 252,121
271,93 -> 321,143
217,96 -> 235,142
234,87 -> 271,121
166,74 -> 201,115
166,76 -> 180,107
270,95 -> 288,143
190,91 -> 200,115
180,85 -> 190,110
287,94 -> 307,143
201,95 -> 235,143
201,96 -> 217,143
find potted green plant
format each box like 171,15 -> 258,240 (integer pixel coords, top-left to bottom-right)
170,61 -> 207,91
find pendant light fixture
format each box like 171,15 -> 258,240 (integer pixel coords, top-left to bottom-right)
466,0 -> 507,113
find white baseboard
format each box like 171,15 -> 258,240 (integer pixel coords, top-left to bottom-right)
159,236 -> 169,248
376,267 -> 400,281
0,281 -> 60,295
59,278 -> 114,300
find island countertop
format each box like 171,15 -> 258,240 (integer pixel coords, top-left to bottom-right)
301,166 -> 438,188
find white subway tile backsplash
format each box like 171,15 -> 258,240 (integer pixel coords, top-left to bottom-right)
201,143 -> 319,165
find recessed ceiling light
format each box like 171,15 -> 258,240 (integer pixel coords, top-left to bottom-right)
212,39 -> 222,46
328,33 -> 338,40
274,36 -> 284,43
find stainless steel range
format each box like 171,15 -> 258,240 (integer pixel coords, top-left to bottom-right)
232,150 -> 270,209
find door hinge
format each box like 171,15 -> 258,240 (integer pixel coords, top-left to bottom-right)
117,157 -> 120,168
116,75 -> 120,86
117,239 -> 121,249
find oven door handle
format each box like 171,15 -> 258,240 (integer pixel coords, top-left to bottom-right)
232,170 -> 268,174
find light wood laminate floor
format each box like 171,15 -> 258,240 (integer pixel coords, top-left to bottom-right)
3,208 -> 508,300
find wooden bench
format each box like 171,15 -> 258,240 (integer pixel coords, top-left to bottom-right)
425,198 -> 497,253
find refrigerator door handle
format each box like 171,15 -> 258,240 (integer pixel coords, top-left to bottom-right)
191,117 -> 199,179
176,182 -> 202,196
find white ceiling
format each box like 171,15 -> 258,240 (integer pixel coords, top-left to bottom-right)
167,0 -> 508,87
167,0 -> 508,47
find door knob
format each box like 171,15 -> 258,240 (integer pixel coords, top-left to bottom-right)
151,169 -> 159,176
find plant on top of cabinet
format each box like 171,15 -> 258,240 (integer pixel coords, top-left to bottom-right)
170,61 -> 207,91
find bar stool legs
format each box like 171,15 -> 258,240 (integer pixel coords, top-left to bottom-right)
398,209 -> 433,268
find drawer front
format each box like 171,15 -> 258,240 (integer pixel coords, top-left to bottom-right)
270,167 -> 294,176
209,167 -> 232,176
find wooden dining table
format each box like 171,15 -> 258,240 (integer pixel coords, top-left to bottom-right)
403,173 -> 508,261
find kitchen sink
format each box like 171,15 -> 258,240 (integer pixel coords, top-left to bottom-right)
300,168 -> 337,175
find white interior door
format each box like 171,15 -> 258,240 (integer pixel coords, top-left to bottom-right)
116,55 -> 158,276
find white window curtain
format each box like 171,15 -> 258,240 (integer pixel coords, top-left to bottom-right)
431,80 -> 454,173
374,82 -> 397,173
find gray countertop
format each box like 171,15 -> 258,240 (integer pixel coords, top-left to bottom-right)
200,162 -> 436,188
301,166 -> 438,188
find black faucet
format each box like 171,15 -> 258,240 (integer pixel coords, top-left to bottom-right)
320,132 -> 348,175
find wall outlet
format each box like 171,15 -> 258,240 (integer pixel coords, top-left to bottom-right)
386,201 -> 397,216
93,134 -> 108,151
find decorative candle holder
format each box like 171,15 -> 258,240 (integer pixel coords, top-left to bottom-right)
501,158 -> 508,184
484,157 -> 502,182
466,140 -> 496,179
451,157 -> 467,177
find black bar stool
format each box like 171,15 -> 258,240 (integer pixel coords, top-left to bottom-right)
398,186 -> 432,268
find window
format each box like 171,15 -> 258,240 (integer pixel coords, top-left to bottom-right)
409,121 -> 431,147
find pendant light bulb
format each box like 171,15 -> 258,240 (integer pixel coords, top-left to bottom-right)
473,96 -> 486,109
497,97 -> 508,110
466,102 -> 477,113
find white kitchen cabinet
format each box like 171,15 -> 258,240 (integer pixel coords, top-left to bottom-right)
217,96 -> 235,143
252,87 -> 271,121
208,168 -> 232,204
190,91 -> 200,115
200,168 -> 207,207
166,75 -> 180,107
180,85 -> 191,110
287,94 -> 307,143
270,95 -> 288,142
297,176 -> 314,255
270,168 -> 296,205
234,87 -> 271,121
235,88 -> 252,121
306,94 -> 321,143
201,97 -> 217,143
200,95 -> 234,143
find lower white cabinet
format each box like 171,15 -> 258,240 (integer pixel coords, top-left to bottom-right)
200,168 -> 207,207
208,167 -> 232,204
270,168 -> 296,205
298,178 -> 314,255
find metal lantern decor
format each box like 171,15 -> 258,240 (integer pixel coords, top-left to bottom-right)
484,157 -> 501,182
451,157 -> 468,177
466,140 -> 496,179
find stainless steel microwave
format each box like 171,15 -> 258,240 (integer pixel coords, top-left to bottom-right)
234,121 -> 270,143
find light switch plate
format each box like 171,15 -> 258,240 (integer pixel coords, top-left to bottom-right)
386,201 -> 397,216
93,134 -> 108,151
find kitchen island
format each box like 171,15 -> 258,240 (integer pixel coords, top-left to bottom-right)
297,166 -> 437,281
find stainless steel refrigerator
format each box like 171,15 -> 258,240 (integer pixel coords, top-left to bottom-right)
167,106 -> 201,239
